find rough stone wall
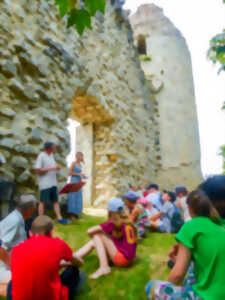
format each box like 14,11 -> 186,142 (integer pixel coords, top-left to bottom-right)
130,4 -> 203,190
76,6 -> 157,205
0,0 -> 155,205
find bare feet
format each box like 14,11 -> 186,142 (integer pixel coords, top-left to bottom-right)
89,267 -> 111,279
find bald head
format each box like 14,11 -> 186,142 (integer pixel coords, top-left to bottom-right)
31,215 -> 54,236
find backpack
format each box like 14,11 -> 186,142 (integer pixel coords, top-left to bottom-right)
171,204 -> 184,233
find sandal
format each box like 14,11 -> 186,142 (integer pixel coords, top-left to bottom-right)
89,267 -> 111,279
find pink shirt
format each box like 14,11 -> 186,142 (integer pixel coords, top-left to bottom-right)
100,220 -> 137,260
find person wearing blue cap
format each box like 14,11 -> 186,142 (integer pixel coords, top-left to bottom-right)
124,191 -> 140,219
74,197 -> 137,279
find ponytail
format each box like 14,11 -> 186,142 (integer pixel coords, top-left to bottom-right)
187,189 -> 219,224
108,211 -> 138,239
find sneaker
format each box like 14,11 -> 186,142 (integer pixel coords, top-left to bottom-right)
57,219 -> 71,225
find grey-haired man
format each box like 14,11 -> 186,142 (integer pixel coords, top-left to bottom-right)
0,195 -> 37,284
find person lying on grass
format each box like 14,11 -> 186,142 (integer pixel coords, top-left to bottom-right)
146,188 -> 225,300
7,215 -> 85,300
74,197 -> 137,279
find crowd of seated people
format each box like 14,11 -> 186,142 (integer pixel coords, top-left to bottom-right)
123,184 -> 185,237
0,175 -> 225,300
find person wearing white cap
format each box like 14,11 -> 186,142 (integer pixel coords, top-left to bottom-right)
0,194 -> 37,292
74,197 -> 137,279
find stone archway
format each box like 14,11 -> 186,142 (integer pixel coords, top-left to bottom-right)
71,88 -> 114,206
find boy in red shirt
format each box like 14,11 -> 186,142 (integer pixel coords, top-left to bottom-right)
7,215 -> 85,300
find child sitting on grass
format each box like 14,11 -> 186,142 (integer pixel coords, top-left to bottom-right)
150,191 -> 176,233
146,189 -> 225,300
123,191 -> 140,219
131,198 -> 151,238
74,197 -> 137,279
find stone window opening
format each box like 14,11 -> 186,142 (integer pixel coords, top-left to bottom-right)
137,34 -> 147,55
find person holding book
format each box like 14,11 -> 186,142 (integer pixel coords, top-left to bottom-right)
67,152 -> 86,220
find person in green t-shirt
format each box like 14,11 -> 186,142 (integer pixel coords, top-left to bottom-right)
146,175 -> 225,300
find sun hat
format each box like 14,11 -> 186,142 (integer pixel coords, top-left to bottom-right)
107,197 -> 125,213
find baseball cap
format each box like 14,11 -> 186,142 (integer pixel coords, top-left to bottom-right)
107,197 -> 125,213
147,184 -> 159,190
147,183 -> 159,190
124,191 -> 139,202
175,185 -> 188,195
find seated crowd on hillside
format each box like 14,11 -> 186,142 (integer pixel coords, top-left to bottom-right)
0,174 -> 225,299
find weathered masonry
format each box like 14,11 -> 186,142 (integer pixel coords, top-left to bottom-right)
0,0 -> 202,206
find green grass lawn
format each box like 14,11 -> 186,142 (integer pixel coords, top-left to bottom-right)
55,214 -> 175,300
0,214 -> 175,300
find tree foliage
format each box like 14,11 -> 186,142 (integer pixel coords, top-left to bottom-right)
208,32 -> 225,74
208,0 -> 225,74
49,0 -> 106,35
208,1 -> 225,174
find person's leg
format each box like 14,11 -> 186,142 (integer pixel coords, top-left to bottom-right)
146,280 -> 201,300
6,281 -> 12,300
38,202 -> 44,215
51,187 -> 63,220
53,202 -> 63,220
99,234 -> 117,261
39,189 -> 47,216
61,266 -> 82,300
89,233 -> 117,279
75,240 -> 95,258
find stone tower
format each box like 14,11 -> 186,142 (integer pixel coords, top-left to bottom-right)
130,4 -> 202,189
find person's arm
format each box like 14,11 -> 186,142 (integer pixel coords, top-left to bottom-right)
131,206 -> 142,223
34,154 -> 60,175
34,166 -> 60,175
150,211 -> 163,222
68,162 -> 84,177
87,225 -> 103,236
168,243 -> 179,263
176,201 -> 182,210
0,246 -> 10,266
168,243 -> 191,285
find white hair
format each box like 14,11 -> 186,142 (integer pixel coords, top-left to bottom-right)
17,194 -> 37,210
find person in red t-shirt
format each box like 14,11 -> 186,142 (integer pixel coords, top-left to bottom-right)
7,215 -> 85,300
74,198 -> 137,279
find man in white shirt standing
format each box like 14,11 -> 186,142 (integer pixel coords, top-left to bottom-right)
175,185 -> 191,222
34,142 -> 68,224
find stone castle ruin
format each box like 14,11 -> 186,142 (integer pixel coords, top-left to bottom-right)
0,0 -> 202,207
